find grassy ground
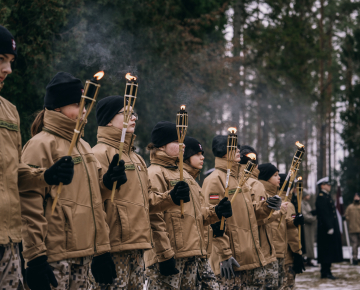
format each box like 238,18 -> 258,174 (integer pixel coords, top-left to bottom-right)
295,262 -> 360,289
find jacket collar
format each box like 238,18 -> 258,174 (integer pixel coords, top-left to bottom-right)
97,126 -> 135,154
150,150 -> 178,169
43,109 -> 78,142
215,157 -> 240,178
259,179 -> 278,196
183,162 -> 201,179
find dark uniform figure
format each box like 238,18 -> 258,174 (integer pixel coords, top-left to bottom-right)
315,177 -> 343,279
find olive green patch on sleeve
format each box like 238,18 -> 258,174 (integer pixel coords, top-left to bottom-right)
228,188 -> 239,195
72,156 -> 82,165
28,164 -> 40,169
0,120 -> 19,131
125,164 -> 136,170
170,179 -> 190,187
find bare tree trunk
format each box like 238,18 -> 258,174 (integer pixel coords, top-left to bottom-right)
304,119 -> 309,189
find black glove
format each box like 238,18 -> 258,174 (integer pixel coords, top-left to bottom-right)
293,213 -> 305,227
266,195 -> 282,210
310,209 -> 317,216
26,255 -> 58,290
293,253 -> 305,274
103,154 -> 127,190
215,197 -> 232,219
220,257 -> 240,280
170,181 -> 190,206
91,252 -> 117,285
159,257 -> 179,276
211,221 -> 225,237
44,156 -> 74,185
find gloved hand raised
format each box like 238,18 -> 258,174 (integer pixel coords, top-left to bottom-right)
220,257 -> 240,280
91,252 -> 117,284
215,197 -> 232,219
159,257 -> 179,276
293,213 -> 305,227
170,181 -> 190,206
293,253 -> 305,274
103,154 -> 127,190
211,220 -> 226,238
44,156 -> 74,185
266,195 -> 282,210
26,255 -> 58,290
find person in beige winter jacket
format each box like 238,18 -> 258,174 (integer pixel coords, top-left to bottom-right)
144,122 -> 231,290
239,146 -> 288,289
19,73 -> 131,290
345,192 -> 360,265
0,27 -> 80,290
202,138 -> 282,290
258,165 -> 302,290
183,136 -> 219,290
91,96 -> 190,289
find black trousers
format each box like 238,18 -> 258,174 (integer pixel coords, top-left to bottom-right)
321,263 -> 331,276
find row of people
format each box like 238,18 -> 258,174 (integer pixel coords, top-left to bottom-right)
0,25 -> 305,290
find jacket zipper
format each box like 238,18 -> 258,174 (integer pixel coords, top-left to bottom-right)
126,136 -> 154,247
188,176 -> 204,256
241,192 -> 262,266
75,143 -> 97,253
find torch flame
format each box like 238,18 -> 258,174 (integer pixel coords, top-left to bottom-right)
246,153 -> 257,160
94,71 -> 105,80
227,127 -> 237,134
295,141 -> 304,148
180,105 -> 186,110
125,73 -> 137,81
298,176 -> 303,181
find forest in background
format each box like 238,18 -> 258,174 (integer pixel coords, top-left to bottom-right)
1,0 -> 360,204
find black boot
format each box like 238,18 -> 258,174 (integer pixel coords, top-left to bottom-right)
353,260 -> 358,265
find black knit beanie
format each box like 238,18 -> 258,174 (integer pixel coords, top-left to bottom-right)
96,96 -> 125,126
212,135 -> 227,157
279,173 -> 294,192
44,72 -> 83,110
184,136 -> 204,160
0,26 -> 17,59
240,145 -> 258,165
151,121 -> 178,148
258,163 -> 279,181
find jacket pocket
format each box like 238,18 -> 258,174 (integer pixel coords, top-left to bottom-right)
171,216 -> 184,250
116,205 -> 130,242
61,205 -> 75,251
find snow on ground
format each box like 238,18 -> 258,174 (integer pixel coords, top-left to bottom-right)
295,262 -> 360,289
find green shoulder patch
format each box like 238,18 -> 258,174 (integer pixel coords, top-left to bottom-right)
170,179 -> 190,187
73,156 -> 82,165
28,164 -> 40,169
0,120 -> 19,132
125,164 -> 136,170
228,188 -> 240,195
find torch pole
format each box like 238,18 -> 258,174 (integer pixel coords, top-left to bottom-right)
231,161 -> 256,204
179,143 -> 184,216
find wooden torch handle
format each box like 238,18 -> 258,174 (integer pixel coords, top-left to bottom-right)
179,143 -> 184,218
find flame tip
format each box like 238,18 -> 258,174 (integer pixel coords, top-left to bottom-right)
94,71 -> 105,80
298,176 -> 303,180
180,105 -> 186,110
295,141 -> 305,148
227,127 -> 237,134
246,153 -> 257,160
125,73 -> 137,81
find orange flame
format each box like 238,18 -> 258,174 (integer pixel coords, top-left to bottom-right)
125,73 -> 137,81
246,153 -> 257,160
94,71 -> 105,80
228,127 -> 237,134
295,141 -> 304,148
298,176 -> 303,181
180,105 -> 186,110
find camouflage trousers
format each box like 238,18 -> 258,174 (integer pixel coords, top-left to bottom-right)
196,257 -> 219,290
263,261 -> 278,288
145,256 -> 200,290
0,243 -> 23,290
217,266 -> 266,290
49,256 -> 92,289
280,264 -> 295,290
90,250 -> 145,290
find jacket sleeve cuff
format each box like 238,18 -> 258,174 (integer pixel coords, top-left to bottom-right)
220,250 -> 233,262
203,206 -> 220,226
22,242 -> 47,264
156,248 -> 175,262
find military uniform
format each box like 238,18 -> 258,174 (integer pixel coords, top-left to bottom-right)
0,243 -> 23,290
316,189 -> 343,277
345,200 -> 360,263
